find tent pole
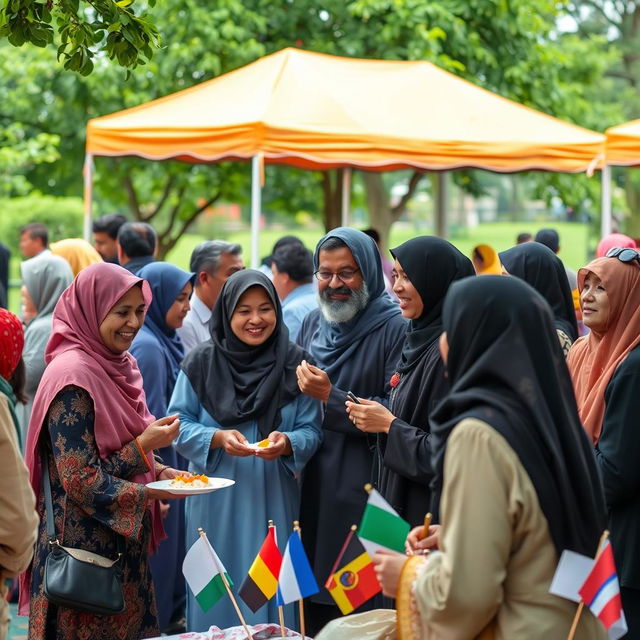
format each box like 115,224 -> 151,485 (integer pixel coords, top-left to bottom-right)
250,155 -> 262,268
435,171 -> 448,238
601,165 -> 612,238
341,167 -> 352,226
82,153 -> 94,242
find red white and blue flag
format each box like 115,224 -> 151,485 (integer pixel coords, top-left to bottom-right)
578,539 -> 627,640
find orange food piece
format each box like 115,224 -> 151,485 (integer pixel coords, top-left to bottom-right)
172,474 -> 208,484
257,439 -> 271,448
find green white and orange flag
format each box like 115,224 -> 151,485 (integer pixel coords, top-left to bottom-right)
358,487 -> 410,555
183,534 -> 233,612
238,524 -> 282,612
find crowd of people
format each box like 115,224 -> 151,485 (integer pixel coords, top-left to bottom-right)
0,214 -> 639,640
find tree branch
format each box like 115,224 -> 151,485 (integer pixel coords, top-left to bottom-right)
159,183 -> 188,242
122,174 -> 141,219
160,190 -> 222,256
390,171 -> 424,220
148,175 -> 176,220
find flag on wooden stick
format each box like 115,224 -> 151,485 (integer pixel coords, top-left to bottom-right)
276,528 -> 319,606
358,485 -> 410,555
326,526 -> 381,615
238,523 -> 282,612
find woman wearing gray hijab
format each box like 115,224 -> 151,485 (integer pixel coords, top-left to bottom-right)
18,254 -> 73,441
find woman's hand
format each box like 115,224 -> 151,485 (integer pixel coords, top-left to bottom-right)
212,429 -> 253,457
406,524 -> 441,556
296,360 -> 331,402
146,488 -> 187,501
138,414 -> 180,452
372,551 -> 408,598
254,431 -> 292,461
346,398 -> 395,434
157,467 -> 188,481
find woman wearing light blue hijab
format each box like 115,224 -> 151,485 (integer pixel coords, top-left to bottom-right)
18,254 -> 73,443
131,261 -> 195,634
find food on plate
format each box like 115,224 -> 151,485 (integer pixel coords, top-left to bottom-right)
169,474 -> 209,488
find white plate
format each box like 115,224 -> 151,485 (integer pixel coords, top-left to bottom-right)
146,477 -> 235,495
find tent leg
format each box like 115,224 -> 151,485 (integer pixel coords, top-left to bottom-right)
341,167 -> 352,227
83,153 -> 94,242
250,155 -> 262,268
435,171 -> 448,238
601,165 -> 612,237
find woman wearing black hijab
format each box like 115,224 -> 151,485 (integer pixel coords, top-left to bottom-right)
346,236 -> 475,526
170,270 -> 323,631
499,241 -> 578,353
322,276 -> 606,640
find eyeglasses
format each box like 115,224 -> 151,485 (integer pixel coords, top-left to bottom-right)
314,268 -> 361,283
605,247 -> 640,265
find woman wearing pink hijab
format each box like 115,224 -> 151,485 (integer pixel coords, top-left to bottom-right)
20,263 -> 186,640
596,232 -> 636,258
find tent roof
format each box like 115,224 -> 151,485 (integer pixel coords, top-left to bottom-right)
86,48 -> 605,173
605,118 -> 640,166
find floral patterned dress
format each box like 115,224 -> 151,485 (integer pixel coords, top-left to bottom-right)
28,385 -> 160,640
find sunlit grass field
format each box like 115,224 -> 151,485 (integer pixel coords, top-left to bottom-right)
166,221 -> 593,272
6,221 -> 593,314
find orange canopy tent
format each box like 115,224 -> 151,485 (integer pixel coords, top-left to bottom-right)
84,48 -> 606,263
605,119 -> 640,166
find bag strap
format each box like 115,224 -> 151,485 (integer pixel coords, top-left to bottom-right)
41,444 -> 125,556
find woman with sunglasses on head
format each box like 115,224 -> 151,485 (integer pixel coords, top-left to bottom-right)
567,246 -> 640,636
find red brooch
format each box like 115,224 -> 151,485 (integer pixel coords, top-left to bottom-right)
390,372 -> 400,388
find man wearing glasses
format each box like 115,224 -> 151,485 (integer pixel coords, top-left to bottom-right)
295,227 -> 407,635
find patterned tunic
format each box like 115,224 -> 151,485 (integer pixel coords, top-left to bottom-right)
28,385 -> 160,640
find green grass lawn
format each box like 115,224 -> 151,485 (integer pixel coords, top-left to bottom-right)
166,221 -> 592,272
5,221 -> 592,315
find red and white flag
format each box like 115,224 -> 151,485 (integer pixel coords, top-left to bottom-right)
578,539 -> 627,640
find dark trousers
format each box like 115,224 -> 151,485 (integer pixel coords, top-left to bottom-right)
622,587 -> 640,639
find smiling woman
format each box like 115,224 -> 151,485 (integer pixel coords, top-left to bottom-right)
20,262 -> 188,640
169,269 -> 323,631
567,253 -> 640,634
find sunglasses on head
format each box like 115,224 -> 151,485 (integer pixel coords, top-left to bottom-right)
605,247 -> 640,265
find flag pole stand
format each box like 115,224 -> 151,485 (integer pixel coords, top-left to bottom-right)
198,528 -> 253,640
293,520 -> 307,639
278,605 -> 287,639
566,530 -> 610,640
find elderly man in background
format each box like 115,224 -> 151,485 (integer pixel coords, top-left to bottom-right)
296,227 -> 407,635
92,213 -> 127,263
177,240 -> 244,354
117,222 -> 157,275
271,243 -> 317,342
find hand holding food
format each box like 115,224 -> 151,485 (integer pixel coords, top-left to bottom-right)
253,431 -> 292,460
137,414 -> 181,452
212,429 -> 254,457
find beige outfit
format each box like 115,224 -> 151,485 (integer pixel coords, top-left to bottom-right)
317,418 -> 605,640
0,393 -> 38,640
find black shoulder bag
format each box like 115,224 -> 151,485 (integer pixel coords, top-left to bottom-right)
42,452 -> 126,615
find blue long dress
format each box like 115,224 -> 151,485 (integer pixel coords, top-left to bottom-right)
169,371 -> 322,632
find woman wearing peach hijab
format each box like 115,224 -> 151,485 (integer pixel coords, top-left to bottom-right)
50,238 -> 102,276
567,247 -> 640,636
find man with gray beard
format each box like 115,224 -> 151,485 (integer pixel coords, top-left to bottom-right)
295,228 -> 407,634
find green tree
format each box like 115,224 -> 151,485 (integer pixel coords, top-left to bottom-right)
0,0 -> 160,74
0,0 -> 618,254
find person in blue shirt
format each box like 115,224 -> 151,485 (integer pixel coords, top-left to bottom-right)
271,243 -> 317,342
130,261 -> 195,633
169,270 -> 322,631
